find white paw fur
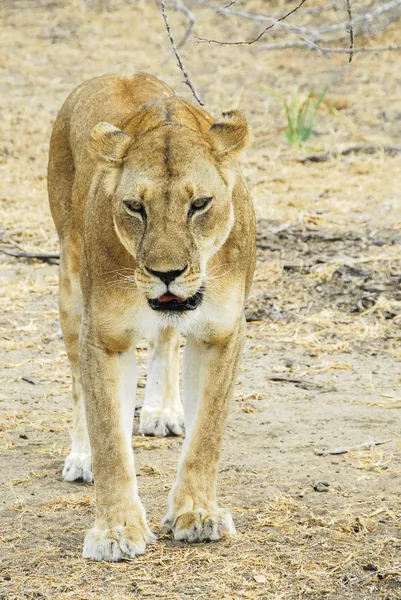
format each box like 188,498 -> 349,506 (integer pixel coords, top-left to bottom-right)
139,406 -> 184,437
62,452 -> 93,483
164,508 -> 236,543
82,523 -> 155,562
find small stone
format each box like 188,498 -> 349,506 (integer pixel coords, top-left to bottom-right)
314,481 -> 330,492
363,563 -> 377,572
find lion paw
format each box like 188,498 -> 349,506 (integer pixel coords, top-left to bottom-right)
63,452 -> 93,483
83,522 -> 155,562
139,406 -> 184,437
165,508 -> 236,543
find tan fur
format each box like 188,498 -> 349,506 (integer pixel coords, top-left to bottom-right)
48,73 -> 256,561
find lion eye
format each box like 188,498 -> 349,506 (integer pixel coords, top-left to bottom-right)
124,200 -> 144,216
190,197 -> 213,213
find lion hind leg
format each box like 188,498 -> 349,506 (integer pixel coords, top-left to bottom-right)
140,327 -> 184,437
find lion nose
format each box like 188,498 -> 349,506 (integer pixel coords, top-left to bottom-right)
146,266 -> 187,285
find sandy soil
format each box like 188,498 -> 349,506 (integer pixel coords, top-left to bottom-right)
0,1 -> 401,598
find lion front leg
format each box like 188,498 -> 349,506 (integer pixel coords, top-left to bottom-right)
58,238 -> 93,483
163,320 -> 244,543
140,327 -> 184,437
80,330 -> 154,561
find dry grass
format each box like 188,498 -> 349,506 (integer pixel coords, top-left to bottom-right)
0,1 -> 401,599
1,490 -> 401,599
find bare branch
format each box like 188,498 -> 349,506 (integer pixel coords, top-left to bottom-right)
160,0 -> 401,86
299,41 -> 401,56
258,40 -> 401,56
216,0 -> 401,35
303,0 -> 401,37
346,0 -> 354,63
173,0 -> 196,49
160,0 -> 204,106
196,0 -> 308,46
198,0 -> 401,51
217,0 -> 337,20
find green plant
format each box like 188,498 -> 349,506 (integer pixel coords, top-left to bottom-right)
263,85 -> 329,147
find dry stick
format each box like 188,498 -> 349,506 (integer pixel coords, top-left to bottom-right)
297,144 -> 401,163
0,248 -> 60,262
22,375 -> 40,385
315,439 -> 391,456
220,0 -> 237,10
266,375 -> 331,390
160,0 -> 204,106
275,254 -> 401,270
345,0 -> 354,63
348,564 -> 401,586
196,0 -> 308,46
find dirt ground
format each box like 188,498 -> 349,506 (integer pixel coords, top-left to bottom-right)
1,1 -> 401,598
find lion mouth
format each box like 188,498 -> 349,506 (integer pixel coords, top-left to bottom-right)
148,290 -> 203,312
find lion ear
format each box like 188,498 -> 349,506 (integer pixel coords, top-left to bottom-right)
207,110 -> 249,157
90,122 -> 132,166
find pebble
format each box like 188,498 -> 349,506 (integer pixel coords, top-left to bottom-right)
314,481 -> 330,492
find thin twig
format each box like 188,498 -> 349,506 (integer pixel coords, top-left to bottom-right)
348,563 -> 401,585
335,144 -> 401,157
313,43 -> 401,55
260,40 -> 401,55
303,0 -> 401,37
160,0 -> 204,106
199,0 -> 401,55
218,0 -> 401,37
346,0 -> 354,63
297,35 -> 401,56
0,235 -> 26,252
266,375 -> 333,391
219,0 -> 338,21
297,144 -> 401,163
0,248 -> 60,263
174,0 -> 196,49
276,254 -> 401,270
22,375 -> 40,385
315,439 -> 390,456
219,0 -> 236,11
196,0 -> 308,46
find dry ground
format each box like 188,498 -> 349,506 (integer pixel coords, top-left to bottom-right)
1,1 -> 401,598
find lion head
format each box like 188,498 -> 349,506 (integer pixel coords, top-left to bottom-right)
89,101 -> 249,316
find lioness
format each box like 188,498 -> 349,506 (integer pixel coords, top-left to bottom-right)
48,73 -> 255,561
